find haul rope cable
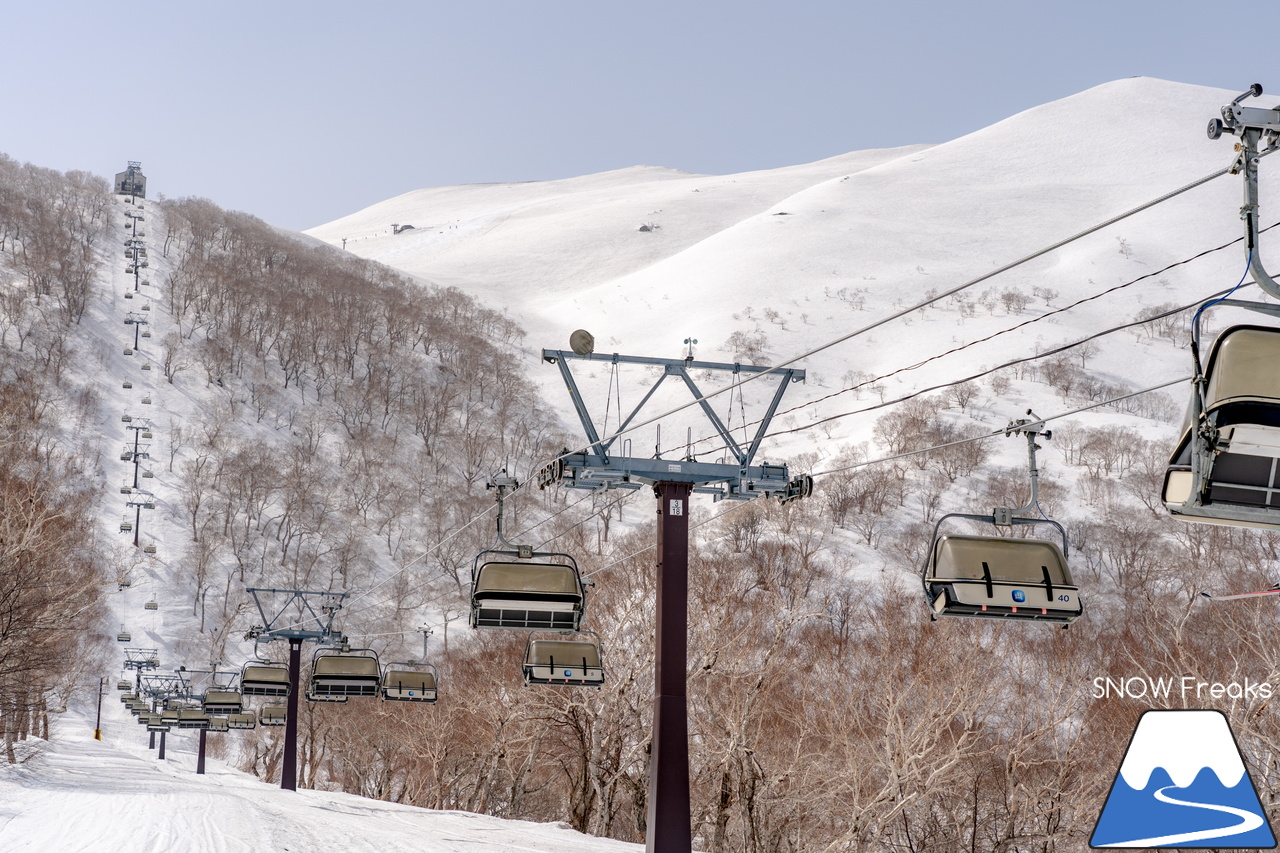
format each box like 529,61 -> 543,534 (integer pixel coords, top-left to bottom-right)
288,273 -> 1248,630
675,224 -> 1277,456
256,166 -> 1249,633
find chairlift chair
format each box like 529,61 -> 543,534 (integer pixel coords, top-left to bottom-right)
141,364 -> 152,371
226,712 -> 256,730
240,662 -> 290,697
309,647 -> 381,698
470,551 -> 585,631
922,518 -> 1080,624
143,544 -> 157,555
122,381 -> 132,389
142,713 -> 162,728
208,717 -> 229,733
922,413 -> 1081,625
117,630 -> 131,642
1165,319 -> 1280,529
380,663 -> 439,703
259,706 -> 287,727
522,631 -> 605,687
144,598 -> 158,610
117,681 -> 131,691
202,690 -> 242,715
176,708 -> 211,730
142,470 -> 154,478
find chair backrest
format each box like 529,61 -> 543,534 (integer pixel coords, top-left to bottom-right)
526,639 -> 602,669
475,562 -> 581,597
1203,326 -> 1280,412
313,655 -> 379,678
929,535 -> 1071,585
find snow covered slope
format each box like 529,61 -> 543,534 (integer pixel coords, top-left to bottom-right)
310,78 -> 1276,458
304,149 -> 930,314
0,711 -> 640,853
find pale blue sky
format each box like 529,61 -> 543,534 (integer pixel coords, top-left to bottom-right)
4,1 -> 1272,230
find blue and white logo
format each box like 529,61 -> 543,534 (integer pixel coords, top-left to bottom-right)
1091,709 -> 1275,848
1011,590 -> 1026,603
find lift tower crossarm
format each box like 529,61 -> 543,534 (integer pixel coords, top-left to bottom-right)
541,349 -> 806,498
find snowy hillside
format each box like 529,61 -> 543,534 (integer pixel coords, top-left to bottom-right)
310,77 -> 1269,462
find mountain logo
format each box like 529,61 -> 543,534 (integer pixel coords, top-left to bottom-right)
1091,709 -> 1276,848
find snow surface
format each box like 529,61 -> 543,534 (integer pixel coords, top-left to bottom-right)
0,710 -> 640,853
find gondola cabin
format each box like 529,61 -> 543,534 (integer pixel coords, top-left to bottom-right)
240,663 -> 290,697
202,690 -> 242,715
1164,325 -> 1280,528
522,635 -> 605,687
471,560 -> 584,631
259,706 -> 287,727
924,534 -> 1080,623
309,649 -> 380,698
381,665 -> 438,703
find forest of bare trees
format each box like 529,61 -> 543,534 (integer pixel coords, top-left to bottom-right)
3,159 -> 1280,850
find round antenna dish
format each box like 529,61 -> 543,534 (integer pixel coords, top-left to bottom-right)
569,329 -> 595,355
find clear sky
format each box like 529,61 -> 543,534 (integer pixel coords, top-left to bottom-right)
4,1 -> 1274,231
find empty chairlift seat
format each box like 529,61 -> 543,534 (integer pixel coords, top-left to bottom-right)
202,690 -> 242,715
117,631 -> 131,642
471,558 -> 585,631
144,599 -> 158,610
259,706 -> 287,727
240,663 -> 290,697
924,534 -> 1080,623
116,681 -> 132,691
226,712 -> 257,730
176,708 -> 210,730
1165,325 -> 1280,528
309,649 -> 380,698
522,633 -> 605,687
207,717 -> 229,733
380,665 -> 438,703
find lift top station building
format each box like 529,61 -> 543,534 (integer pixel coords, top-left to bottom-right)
115,161 -> 146,199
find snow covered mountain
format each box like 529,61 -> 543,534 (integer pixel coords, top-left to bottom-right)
307,77 -> 1272,463
7,75 -> 1280,852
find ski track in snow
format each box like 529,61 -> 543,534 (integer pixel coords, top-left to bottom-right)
1100,785 -> 1264,847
